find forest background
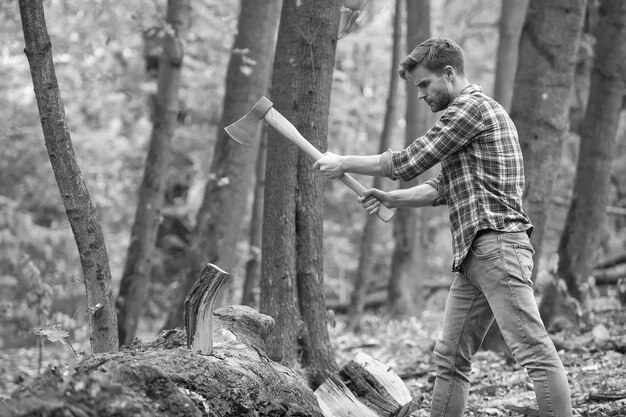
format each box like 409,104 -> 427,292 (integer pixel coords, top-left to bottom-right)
0,0 -> 625,400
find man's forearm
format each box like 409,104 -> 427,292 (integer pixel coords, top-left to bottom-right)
341,154 -> 385,176
386,183 -> 439,208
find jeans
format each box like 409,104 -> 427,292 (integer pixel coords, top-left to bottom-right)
430,231 -> 573,417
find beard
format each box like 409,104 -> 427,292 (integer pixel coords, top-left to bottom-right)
427,85 -> 452,112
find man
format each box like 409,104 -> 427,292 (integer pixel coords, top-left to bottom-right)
314,38 -> 572,417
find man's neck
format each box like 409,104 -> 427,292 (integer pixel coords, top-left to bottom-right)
451,77 -> 471,99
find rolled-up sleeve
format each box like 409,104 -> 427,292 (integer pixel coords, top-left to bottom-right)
424,170 -> 448,206
380,149 -> 396,180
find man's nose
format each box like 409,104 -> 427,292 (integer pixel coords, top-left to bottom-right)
417,91 -> 426,100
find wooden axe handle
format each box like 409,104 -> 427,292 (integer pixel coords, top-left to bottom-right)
264,108 -> 396,222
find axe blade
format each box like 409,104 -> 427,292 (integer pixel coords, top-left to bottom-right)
224,96 -> 274,147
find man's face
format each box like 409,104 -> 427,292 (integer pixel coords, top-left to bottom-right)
408,65 -> 453,113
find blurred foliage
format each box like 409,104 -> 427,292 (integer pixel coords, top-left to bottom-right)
0,0 -> 624,348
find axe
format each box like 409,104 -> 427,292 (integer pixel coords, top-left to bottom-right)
225,97 -> 396,222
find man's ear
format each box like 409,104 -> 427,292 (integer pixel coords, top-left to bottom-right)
444,65 -> 455,80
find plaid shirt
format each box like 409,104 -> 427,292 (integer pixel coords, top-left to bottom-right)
381,84 -> 532,270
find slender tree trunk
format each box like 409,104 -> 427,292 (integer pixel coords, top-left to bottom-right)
292,0 -> 342,388
18,0 -> 118,352
162,0 -> 281,328
482,0 -> 530,355
348,0 -> 402,331
493,0 -> 529,111
116,0 -> 191,347
262,0 -> 341,388
241,127 -> 267,308
387,0 -> 433,318
548,0 -> 626,312
511,0 -> 587,282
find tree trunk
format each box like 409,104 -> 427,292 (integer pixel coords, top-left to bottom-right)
241,127 -> 267,308
293,0 -> 342,388
162,0 -> 281,328
510,0 -> 587,282
116,0 -> 191,347
18,0 -> 118,353
481,0 -> 529,355
387,0 -> 434,318
261,1 -> 303,369
493,0 -> 529,111
547,0 -> 626,316
348,0 -> 402,331
262,0 -> 341,388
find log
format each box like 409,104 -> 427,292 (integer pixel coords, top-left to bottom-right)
588,391 -> 626,401
594,252 -> 626,269
326,282 -> 450,314
0,265 -> 323,417
314,352 -> 415,417
184,263 -> 230,354
592,264 -> 626,285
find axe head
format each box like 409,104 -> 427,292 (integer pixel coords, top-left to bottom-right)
224,96 -> 274,147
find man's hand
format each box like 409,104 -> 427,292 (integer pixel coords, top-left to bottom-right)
358,188 -> 391,215
313,152 -> 345,179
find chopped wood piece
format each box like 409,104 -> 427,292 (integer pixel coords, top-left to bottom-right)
314,374 -> 379,417
184,263 -> 230,354
339,352 -> 414,417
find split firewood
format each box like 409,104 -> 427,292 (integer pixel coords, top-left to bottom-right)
314,352 -> 415,417
184,263 -> 230,354
315,375 -> 379,417
340,352 -> 415,417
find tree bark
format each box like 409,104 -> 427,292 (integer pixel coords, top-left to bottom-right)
387,0 -> 434,318
348,0 -> 402,331
481,0 -> 530,355
493,0 -> 529,111
262,0 -> 341,388
18,0 -> 118,353
116,0 -> 191,347
510,0 -> 587,282
293,0 -> 342,388
163,0 -> 281,328
241,127 -> 267,308
551,0 -> 626,306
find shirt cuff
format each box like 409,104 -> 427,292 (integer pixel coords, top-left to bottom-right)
380,150 -> 397,180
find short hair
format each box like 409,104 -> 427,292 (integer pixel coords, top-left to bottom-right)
399,38 -> 465,80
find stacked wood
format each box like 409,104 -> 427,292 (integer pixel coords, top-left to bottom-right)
0,264 -> 323,417
315,351 -> 416,417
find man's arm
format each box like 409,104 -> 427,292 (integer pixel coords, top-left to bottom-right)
359,183 -> 439,215
313,152 -> 385,178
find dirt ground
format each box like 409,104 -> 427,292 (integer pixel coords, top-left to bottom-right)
1,299 -> 624,416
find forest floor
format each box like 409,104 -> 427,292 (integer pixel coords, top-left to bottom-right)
0,297 -> 625,416
329,296 -> 626,417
